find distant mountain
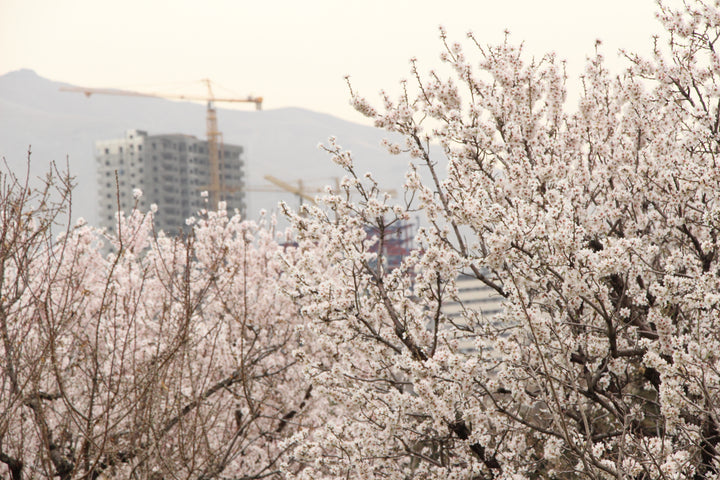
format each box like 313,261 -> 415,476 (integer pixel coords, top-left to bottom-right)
0,69 -> 407,225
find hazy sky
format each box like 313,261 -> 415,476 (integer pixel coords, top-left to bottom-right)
2,0 -> 661,123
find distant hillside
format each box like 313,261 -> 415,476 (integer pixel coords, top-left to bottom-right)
0,69 -> 407,225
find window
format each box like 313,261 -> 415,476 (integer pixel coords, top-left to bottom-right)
105,148 -> 109,154
138,145 -> 142,151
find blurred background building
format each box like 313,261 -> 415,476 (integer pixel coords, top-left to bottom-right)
96,129 -> 245,234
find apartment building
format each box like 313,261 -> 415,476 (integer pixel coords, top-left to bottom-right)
96,129 -> 245,233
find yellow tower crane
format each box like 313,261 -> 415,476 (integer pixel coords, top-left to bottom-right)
260,175 -> 397,206
263,175 -> 321,205
60,79 -> 262,209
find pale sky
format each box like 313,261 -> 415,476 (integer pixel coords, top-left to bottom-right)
1,0 -> 660,123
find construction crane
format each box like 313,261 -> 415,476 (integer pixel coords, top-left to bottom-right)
243,177 -> 343,207
261,175 -> 397,206
60,79 -> 262,209
263,175 -> 322,205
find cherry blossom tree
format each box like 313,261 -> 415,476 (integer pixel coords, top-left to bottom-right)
0,165 -> 314,480
282,1 -> 720,478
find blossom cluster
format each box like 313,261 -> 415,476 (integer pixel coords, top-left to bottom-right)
0,183 -> 316,480
282,1 -> 720,478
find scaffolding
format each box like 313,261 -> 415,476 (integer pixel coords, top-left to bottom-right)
365,219 -> 416,270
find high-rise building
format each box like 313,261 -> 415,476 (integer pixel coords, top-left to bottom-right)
96,129 -> 245,234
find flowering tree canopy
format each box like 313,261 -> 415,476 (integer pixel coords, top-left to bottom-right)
7,2 -> 720,479
283,1 -> 720,479
0,169 -> 314,480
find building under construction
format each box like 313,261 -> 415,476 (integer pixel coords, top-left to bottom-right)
364,219 -> 416,271
96,129 -> 245,234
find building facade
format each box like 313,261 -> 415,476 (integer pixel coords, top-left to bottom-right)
96,129 -> 245,234
443,274 -> 506,354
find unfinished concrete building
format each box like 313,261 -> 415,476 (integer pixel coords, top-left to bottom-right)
96,129 -> 245,234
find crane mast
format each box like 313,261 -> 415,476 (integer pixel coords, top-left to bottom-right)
263,175 -> 315,205
204,79 -> 223,208
60,81 -> 262,210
